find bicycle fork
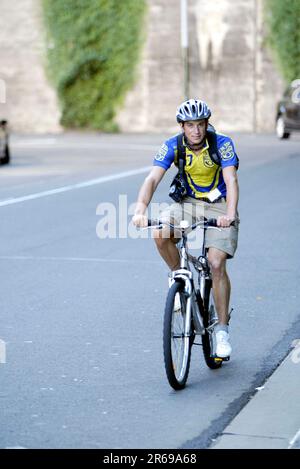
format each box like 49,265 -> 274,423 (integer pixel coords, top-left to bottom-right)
171,270 -> 205,337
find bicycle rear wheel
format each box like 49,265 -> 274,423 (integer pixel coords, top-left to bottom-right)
163,281 -> 192,390
201,280 -> 223,370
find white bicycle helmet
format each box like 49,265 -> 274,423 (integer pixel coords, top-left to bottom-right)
176,99 -> 211,123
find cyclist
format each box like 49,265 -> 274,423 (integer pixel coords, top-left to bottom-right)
132,99 -> 239,359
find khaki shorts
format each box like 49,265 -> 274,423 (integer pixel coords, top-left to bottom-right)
159,197 -> 239,259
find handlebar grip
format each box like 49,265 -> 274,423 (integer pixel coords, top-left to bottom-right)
207,218 -> 236,227
207,218 -> 218,227
147,219 -> 160,226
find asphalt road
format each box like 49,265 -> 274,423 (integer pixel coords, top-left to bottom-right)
0,131 -> 300,449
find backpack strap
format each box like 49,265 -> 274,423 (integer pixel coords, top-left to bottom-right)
175,131 -> 220,167
175,133 -> 186,175
206,130 -> 221,166
175,129 -> 239,170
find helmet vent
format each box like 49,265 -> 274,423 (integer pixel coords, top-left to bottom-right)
176,99 -> 211,123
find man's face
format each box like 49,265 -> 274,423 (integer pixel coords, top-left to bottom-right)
181,119 -> 207,145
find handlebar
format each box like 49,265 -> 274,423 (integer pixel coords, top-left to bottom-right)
147,217 -> 235,229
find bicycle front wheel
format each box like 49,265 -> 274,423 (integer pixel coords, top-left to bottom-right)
163,281 -> 192,390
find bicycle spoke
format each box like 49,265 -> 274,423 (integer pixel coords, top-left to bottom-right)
171,307 -> 184,377
164,282 -> 192,390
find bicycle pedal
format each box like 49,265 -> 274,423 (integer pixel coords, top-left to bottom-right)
213,357 -> 223,363
211,355 -> 230,362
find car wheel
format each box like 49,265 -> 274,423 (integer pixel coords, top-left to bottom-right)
0,145 -> 10,165
4,144 -> 10,164
276,116 -> 290,139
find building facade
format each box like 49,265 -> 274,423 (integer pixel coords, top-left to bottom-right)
117,0 -> 285,133
0,0 -> 285,133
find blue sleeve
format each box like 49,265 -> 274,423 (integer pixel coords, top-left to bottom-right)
153,137 -> 176,170
217,135 -> 239,169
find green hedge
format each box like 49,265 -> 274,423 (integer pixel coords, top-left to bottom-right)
265,0 -> 300,83
42,0 -> 146,131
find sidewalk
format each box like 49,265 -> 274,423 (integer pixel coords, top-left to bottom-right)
211,344 -> 300,449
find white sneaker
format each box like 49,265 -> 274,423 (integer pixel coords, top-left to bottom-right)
168,275 -> 181,311
215,330 -> 232,358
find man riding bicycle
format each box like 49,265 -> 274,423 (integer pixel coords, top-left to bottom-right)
132,99 -> 239,359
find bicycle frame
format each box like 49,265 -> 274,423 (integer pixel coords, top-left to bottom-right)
170,221 -> 214,337
144,217 -> 223,338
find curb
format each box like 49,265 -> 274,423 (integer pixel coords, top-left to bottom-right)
211,343 -> 300,449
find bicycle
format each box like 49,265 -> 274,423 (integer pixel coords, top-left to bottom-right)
147,217 -> 233,390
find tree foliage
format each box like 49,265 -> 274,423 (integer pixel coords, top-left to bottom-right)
42,0 -> 146,130
265,0 -> 300,82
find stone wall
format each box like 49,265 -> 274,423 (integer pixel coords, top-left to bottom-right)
117,0 -> 285,133
0,0 -> 285,134
0,0 -> 61,133
117,0 -> 184,133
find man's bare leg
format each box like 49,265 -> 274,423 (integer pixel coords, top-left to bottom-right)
153,228 -> 180,271
207,247 -> 231,325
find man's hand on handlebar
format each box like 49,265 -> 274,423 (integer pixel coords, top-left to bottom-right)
217,215 -> 236,228
132,214 -> 149,228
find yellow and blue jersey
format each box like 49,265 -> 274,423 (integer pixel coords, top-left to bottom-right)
153,132 -> 239,199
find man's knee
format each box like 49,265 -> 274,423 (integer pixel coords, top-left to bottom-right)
208,250 -> 227,276
154,234 -> 167,250
154,232 -> 177,249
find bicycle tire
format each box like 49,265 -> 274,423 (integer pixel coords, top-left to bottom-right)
163,281 -> 192,390
201,280 -> 223,370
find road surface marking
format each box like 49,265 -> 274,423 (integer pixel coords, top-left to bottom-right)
288,427 -> 300,449
0,166 -> 152,207
13,140 -> 158,151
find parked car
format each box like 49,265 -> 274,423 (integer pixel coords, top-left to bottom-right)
0,120 -> 10,164
276,79 -> 300,139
